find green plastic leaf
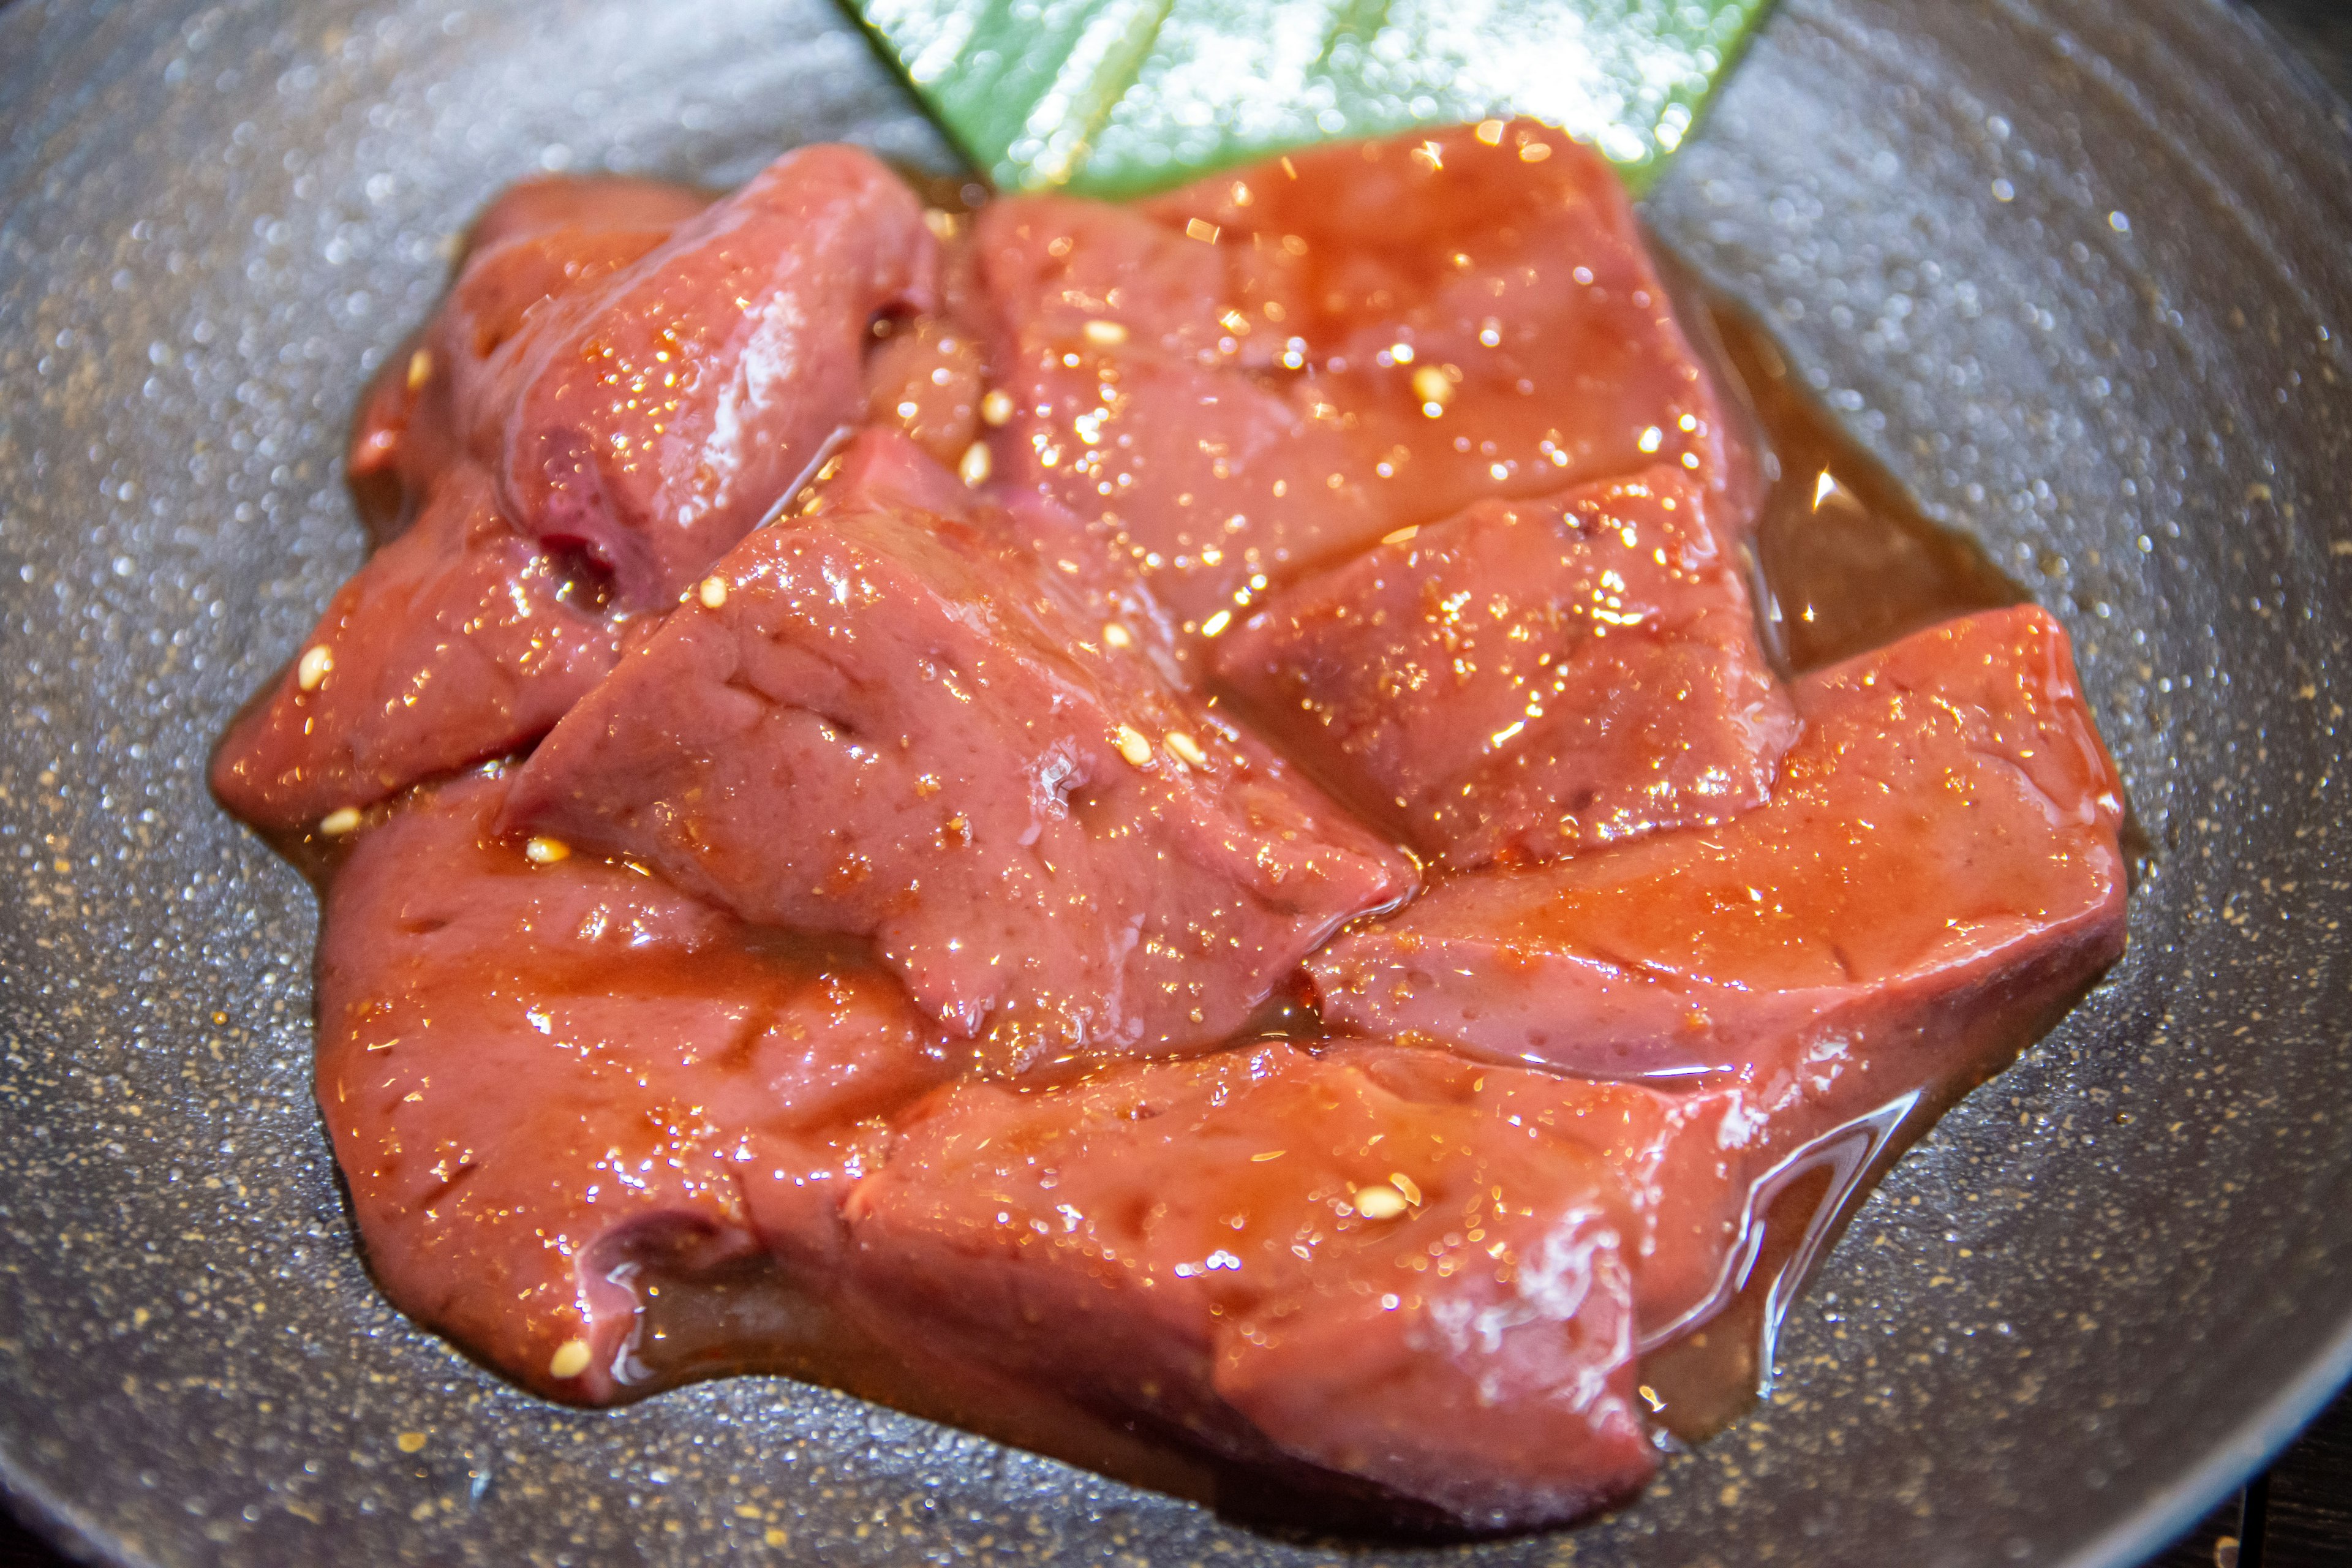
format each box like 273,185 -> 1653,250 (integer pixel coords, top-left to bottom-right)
851,0 -> 1774,198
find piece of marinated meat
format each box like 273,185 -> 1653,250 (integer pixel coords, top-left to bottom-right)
1308,606 -> 2128,1086
1216,466 -> 1795,869
497,144 -> 940,609
211,467 -> 619,836
973,120 -> 1757,626
841,1041 -> 1657,1531
349,178 -> 712,541
317,772 -> 966,1403
862,315 -> 985,468
502,434 -> 1414,1069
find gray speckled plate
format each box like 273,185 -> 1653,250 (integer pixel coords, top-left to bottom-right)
2,1 -> 2350,1564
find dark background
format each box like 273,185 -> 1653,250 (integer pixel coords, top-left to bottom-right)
0,1 -> 2347,1564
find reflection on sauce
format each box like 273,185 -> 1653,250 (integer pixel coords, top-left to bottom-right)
1705,296 -> 2024,674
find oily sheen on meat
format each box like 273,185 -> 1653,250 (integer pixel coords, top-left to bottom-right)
213,126 -> 2133,1537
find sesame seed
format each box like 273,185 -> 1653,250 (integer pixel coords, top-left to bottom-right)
548,1338 -> 592,1379
959,440 -> 992,487
1382,526 -> 1420,546
1250,1150 -> 1286,1163
296,644 -> 334,692
698,575 -> 728,609
405,349 -> 432,391
525,836 -> 571,865
1354,1185 -> 1409,1220
1083,319 -> 1129,347
1199,609 -> 1232,638
318,807 -> 363,837
980,388 -> 1015,426
1166,731 -> 1210,768
1101,622 -> 1133,649
1114,725 -> 1153,767
396,1432 -> 427,1454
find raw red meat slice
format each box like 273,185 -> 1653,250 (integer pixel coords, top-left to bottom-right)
210,467 -> 618,836
501,435 -> 1414,1068
348,178 -> 711,542
316,772 -> 966,1403
841,1041 -> 1657,1530
1216,466 -> 1796,869
498,145 -> 940,608
972,121 -> 1757,627
1308,606 -> 2128,1086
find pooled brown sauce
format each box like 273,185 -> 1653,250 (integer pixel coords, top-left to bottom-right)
1708,298 -> 2026,674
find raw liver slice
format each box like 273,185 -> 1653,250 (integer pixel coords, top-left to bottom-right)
316,772 -> 964,1403
210,466 -> 619,835
497,144 -> 940,609
841,1041 -> 1657,1530
501,436 -> 1414,1068
349,178 -> 710,543
1216,466 -> 1796,869
1307,606 -> 2128,1085
973,121 -> 1757,626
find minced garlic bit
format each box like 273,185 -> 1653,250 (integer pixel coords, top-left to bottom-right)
1475,119 -> 1507,146
1353,1184 -> 1409,1220
698,575 -> 728,609
922,208 -> 962,241
1101,622 -> 1133,649
1166,731 -> 1210,768
317,807 -> 363,837
1082,318 -> 1129,347
296,644 -> 334,692
406,349 -> 432,391
959,440 -> 992,487
1184,217 -> 1221,244
1388,1171 -> 1424,1207
396,1431 -> 428,1454
1114,725 -> 1153,767
1411,365 -> 1454,410
979,387 -> 1016,427
525,836 -> 571,865
548,1337 -> 593,1379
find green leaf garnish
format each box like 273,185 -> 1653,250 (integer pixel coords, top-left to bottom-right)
851,0 -> 1774,198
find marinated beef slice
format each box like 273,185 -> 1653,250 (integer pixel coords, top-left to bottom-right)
1309,606 -> 2128,1087
842,1041 -> 1659,1531
1216,466 -> 1795,869
973,119 -> 1757,626
211,467 -> 619,836
317,772 -> 966,1403
502,436 -> 1415,1068
496,145 -> 940,609
349,178 -> 710,543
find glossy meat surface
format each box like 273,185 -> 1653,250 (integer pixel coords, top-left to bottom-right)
1308,606 -> 2128,1084
211,467 -> 619,835
843,1042 -> 1657,1529
497,144 -> 939,608
974,120 -> 1757,625
317,772 -> 965,1403
209,133 -> 2142,1535
503,434 -> 1414,1067
349,177 -> 710,541
1217,466 -> 1795,868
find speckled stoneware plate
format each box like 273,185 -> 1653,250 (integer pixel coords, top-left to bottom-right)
2,1 -> 2349,1564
